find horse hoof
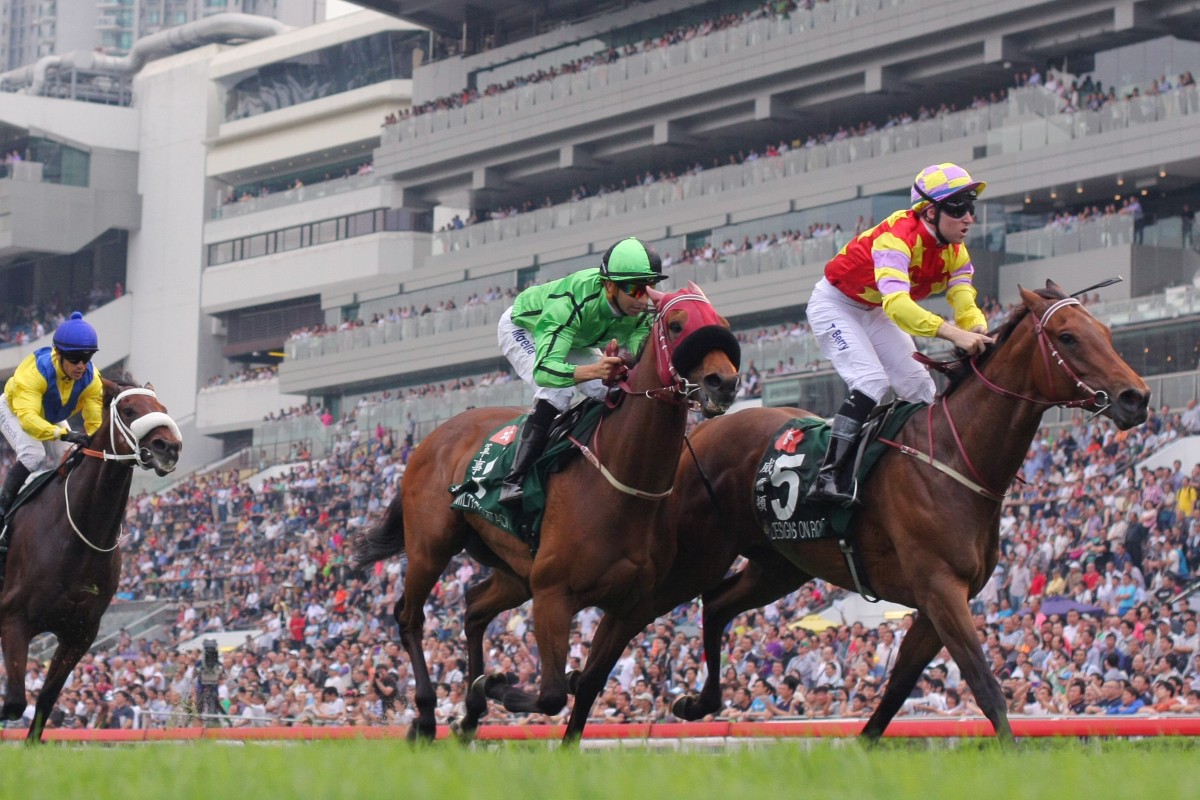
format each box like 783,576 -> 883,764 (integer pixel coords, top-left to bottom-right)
566,670 -> 582,695
405,723 -> 435,744
449,719 -> 477,744
671,695 -> 694,720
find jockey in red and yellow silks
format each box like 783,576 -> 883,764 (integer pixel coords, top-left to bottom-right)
806,163 -> 995,506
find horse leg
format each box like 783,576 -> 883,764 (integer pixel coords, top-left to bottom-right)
918,583 -> 1014,743
457,572 -> 530,741
27,628 -> 96,743
0,617 -> 32,723
394,543 -> 461,743
562,610 -> 654,744
675,560 -> 811,721
859,610 -> 943,743
486,591 -> 573,717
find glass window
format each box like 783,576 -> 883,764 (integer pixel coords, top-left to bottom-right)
245,234 -> 268,259
347,211 -> 376,238
222,31 -> 425,122
314,219 -> 338,245
280,226 -> 302,251
209,242 -> 234,266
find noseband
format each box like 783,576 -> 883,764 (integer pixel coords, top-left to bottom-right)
891,296 -> 1115,503
612,291 -> 724,409
80,387 -> 182,470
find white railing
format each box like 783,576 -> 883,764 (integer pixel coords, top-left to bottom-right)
211,172 -> 382,220
430,105 -> 1002,255
383,0 -> 908,146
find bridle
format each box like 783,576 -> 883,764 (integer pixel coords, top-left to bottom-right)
968,297 -> 1111,416
78,387 -> 182,470
886,296 -> 1113,502
64,387 -> 181,552
607,290 -> 722,410
571,290 -> 730,499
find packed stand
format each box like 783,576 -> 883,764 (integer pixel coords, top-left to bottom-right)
0,381 -> 1198,729
0,283 -> 124,350
384,1 -> 861,128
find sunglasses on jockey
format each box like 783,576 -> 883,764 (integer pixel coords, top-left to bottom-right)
914,185 -> 977,220
613,281 -> 653,299
58,350 -> 96,365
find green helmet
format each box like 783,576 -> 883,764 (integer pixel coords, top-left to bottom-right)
599,237 -> 665,284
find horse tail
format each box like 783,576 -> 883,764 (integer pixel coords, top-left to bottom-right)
353,494 -> 406,567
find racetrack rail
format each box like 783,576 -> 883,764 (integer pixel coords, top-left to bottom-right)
6,717 -> 1200,743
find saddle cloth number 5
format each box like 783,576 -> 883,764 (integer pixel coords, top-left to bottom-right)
769,453 -> 807,520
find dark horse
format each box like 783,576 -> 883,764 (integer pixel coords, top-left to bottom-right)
0,374 -> 181,742
541,282 -> 1149,742
354,284 -> 741,741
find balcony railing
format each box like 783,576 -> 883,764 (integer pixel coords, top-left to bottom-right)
431,106 -> 1002,254
211,172 -> 382,220
383,0 -> 908,146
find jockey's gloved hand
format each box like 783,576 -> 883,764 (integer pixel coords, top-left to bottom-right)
60,429 -> 90,447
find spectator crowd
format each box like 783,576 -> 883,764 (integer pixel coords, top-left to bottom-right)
1,359 -> 1198,730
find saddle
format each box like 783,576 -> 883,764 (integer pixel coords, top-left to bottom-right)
751,400 -> 924,600
0,467 -> 62,552
449,400 -> 609,554
755,402 -> 922,533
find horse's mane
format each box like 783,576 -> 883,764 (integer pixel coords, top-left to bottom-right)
102,370 -> 141,402
938,285 -> 1068,399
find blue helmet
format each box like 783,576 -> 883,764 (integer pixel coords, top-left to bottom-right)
52,312 -> 99,353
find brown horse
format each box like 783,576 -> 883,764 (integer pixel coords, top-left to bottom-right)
554,282 -> 1149,742
0,374 -> 181,742
354,284 -> 740,741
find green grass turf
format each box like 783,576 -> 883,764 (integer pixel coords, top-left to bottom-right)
0,738 -> 1193,800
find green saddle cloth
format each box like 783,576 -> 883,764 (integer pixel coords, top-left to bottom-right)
753,402 -> 925,544
449,402 -> 608,547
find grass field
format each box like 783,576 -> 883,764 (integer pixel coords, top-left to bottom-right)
0,738 -> 1191,799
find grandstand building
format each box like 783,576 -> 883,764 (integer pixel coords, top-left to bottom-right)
3,0 -> 1200,475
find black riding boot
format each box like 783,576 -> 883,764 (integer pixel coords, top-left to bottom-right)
498,401 -> 556,508
808,391 -> 875,506
0,462 -> 30,521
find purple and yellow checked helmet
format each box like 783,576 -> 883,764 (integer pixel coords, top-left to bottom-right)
910,163 -> 987,210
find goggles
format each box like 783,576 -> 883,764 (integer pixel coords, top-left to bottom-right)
59,350 -> 96,365
940,199 -> 975,219
614,281 -> 651,299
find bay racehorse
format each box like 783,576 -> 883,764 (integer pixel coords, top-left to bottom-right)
354,284 -> 740,741
556,282 -> 1149,742
0,374 -> 181,742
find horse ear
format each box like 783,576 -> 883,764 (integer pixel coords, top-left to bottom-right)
144,382 -> 155,392
1045,279 -> 1065,296
1018,285 -> 1047,315
646,286 -> 667,304
686,280 -> 708,300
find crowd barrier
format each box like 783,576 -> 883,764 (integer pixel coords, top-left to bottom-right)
8,716 -> 1200,743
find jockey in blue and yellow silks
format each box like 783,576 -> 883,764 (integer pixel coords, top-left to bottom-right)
0,312 -> 103,517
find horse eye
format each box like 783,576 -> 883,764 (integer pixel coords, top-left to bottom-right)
1058,332 -> 1076,346
122,407 -> 136,418
669,321 -> 684,335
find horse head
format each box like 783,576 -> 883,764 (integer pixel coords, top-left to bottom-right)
643,281 -> 740,417
96,377 -> 183,476
1016,280 -> 1150,429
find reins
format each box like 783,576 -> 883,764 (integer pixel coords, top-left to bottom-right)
571,290 -> 722,498
884,295 -> 1111,502
61,386 -> 181,551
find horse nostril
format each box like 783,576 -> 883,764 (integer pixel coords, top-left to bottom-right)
1120,388 -> 1149,413
704,374 -> 740,397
